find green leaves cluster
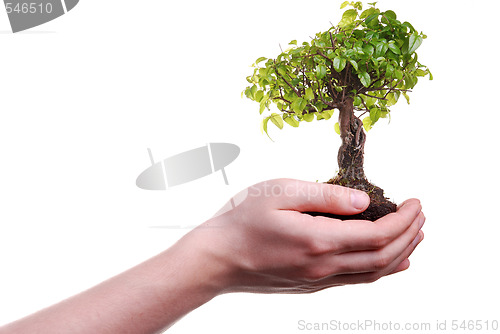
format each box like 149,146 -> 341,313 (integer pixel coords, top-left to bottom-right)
243,1 -> 431,136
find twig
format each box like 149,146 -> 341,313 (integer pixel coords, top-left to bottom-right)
273,60 -> 302,98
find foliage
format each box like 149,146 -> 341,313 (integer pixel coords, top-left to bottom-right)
243,1 -> 432,137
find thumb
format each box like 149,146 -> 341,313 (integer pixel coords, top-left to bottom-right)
268,179 -> 370,215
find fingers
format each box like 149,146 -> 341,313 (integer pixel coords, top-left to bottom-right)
388,258 -> 411,275
337,230 -> 424,285
328,212 -> 425,274
297,210 -> 424,281
304,229 -> 424,287
289,199 -> 422,255
255,179 -> 370,215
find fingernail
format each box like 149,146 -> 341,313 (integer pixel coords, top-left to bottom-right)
351,191 -> 369,210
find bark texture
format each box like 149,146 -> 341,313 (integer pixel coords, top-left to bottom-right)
317,98 -> 397,221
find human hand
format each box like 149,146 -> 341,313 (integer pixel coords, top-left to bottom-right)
0,178 -> 424,334
188,178 -> 425,294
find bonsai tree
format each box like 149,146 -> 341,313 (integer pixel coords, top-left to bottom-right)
244,1 -> 432,221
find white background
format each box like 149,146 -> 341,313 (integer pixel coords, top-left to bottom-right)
1,0 -> 499,333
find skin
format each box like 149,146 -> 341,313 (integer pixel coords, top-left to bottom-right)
0,178 -> 425,334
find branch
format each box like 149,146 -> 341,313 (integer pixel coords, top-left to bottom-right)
273,61 -> 302,98
361,93 -> 387,101
366,87 -> 411,93
329,32 -> 337,49
316,49 -> 342,83
317,82 -> 336,108
274,96 -> 291,104
342,62 -> 351,101
358,110 -> 369,118
359,96 -> 370,114
382,76 -> 406,99
326,80 -> 339,101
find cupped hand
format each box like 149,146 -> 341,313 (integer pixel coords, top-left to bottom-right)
188,178 -> 425,294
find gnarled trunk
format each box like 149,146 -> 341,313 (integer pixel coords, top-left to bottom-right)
323,97 -> 397,221
337,97 -> 367,183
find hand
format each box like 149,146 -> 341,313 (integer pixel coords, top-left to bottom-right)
188,178 -> 425,294
0,178 -> 425,334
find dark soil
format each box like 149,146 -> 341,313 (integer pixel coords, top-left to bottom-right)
308,176 -> 397,221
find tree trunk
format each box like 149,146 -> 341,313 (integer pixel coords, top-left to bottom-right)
337,97 -> 367,183
321,97 -> 397,221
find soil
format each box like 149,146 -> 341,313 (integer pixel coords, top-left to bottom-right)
308,176 -> 397,221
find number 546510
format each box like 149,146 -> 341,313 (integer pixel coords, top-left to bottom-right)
5,2 -> 54,14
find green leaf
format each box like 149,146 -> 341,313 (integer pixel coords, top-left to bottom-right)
385,64 -> 394,77
316,64 -> 327,79
405,73 -> 417,89
358,71 -> 371,87
363,44 -> 375,56
284,115 -> 300,127
352,1 -> 362,10
289,40 -> 297,45
408,33 -> 423,54
333,57 -> 347,72
370,107 -> 381,123
388,41 -> 401,54
340,1 -> 349,9
360,7 -> 378,19
362,116 -> 372,131
334,122 -> 341,135
319,111 -> 332,120
375,41 -> 388,57
339,9 -> 358,28
387,92 -> 399,106
255,90 -> 264,102
365,13 -> 379,28
383,10 -> 397,20
255,57 -> 267,64
250,85 -> 257,97
270,113 -> 284,129
402,92 -> 410,104
394,69 -> 403,80
349,59 -> 359,71
415,69 -> 427,77
259,101 -> 266,114
305,87 -> 315,101
262,116 -> 272,140
353,95 -> 362,106
402,21 -> 416,33
258,67 -> 269,77
291,97 -> 307,113
303,113 -> 315,122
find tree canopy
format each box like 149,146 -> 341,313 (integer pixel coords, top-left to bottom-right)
244,1 -> 432,137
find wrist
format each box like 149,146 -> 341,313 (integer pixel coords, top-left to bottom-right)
173,217 -> 238,296
151,216 -> 238,313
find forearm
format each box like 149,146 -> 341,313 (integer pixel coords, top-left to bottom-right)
0,227 -> 227,334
